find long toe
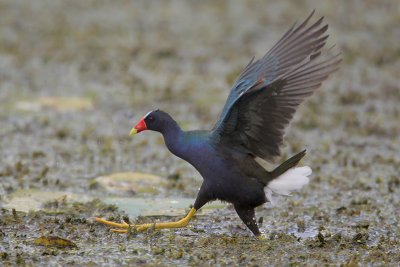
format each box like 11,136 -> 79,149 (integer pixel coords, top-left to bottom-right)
111,229 -> 129,233
95,217 -> 130,228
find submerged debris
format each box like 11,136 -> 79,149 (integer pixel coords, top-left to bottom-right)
34,236 -> 77,248
15,97 -> 94,112
94,172 -> 164,196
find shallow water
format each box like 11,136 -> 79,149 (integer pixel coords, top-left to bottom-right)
1,0 -> 399,265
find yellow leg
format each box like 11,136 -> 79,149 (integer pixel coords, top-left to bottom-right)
95,208 -> 197,233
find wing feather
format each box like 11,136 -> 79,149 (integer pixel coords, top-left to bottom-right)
212,11 -> 330,132
212,47 -> 341,161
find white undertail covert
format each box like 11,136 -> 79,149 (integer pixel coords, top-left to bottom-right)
265,166 -> 312,205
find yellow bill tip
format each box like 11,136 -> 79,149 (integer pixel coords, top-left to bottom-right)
129,127 -> 138,136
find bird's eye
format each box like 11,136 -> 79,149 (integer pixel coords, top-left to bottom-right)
148,116 -> 154,121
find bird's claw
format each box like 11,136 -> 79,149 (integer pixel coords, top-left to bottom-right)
95,217 -> 151,233
111,228 -> 128,233
95,217 -> 130,228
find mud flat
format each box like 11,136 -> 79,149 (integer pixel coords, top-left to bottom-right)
0,1 -> 399,265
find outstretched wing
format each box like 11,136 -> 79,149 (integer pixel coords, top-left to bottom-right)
211,12 -> 341,161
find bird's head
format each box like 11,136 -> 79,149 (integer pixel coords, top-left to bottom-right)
129,109 -> 173,135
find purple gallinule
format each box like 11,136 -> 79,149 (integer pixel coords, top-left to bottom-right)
96,11 -> 340,236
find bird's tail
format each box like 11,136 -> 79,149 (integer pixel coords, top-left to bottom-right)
265,150 -> 311,205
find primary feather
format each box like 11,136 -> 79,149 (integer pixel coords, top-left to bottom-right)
211,11 -> 341,161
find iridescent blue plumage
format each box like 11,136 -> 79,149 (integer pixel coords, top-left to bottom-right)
100,11 -> 341,236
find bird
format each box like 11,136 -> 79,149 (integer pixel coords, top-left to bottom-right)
96,10 -> 341,236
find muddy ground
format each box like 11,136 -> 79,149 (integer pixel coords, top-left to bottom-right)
0,0 -> 399,266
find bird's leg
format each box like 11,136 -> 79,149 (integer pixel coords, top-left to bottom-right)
95,208 -> 197,233
97,185 -> 210,234
233,205 -> 261,236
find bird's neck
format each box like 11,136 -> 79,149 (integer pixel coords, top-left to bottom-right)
161,120 -> 185,158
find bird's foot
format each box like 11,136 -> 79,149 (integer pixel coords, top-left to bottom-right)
95,208 -> 196,234
94,217 -> 135,233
